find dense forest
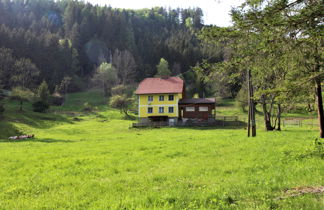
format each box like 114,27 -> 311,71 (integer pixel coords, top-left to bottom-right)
0,0 -> 223,94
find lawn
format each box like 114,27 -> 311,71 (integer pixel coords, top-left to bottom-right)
0,91 -> 323,209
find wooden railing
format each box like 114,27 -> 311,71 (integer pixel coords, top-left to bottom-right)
132,121 -> 168,128
131,116 -> 245,128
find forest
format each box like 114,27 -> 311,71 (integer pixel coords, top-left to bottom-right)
0,0 -> 221,91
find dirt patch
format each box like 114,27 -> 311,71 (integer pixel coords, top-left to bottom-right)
277,186 -> 324,200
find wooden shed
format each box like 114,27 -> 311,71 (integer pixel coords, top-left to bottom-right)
179,98 -> 216,120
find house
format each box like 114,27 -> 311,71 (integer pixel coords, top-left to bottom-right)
135,77 -> 185,124
135,77 -> 215,125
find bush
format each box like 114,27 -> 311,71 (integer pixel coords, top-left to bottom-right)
68,75 -> 87,93
50,94 -> 64,106
0,90 -> 5,114
215,96 -> 223,106
32,101 -> 49,113
0,103 -> 4,115
82,102 -> 95,112
110,95 -> 134,116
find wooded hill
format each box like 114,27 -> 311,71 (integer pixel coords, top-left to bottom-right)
0,0 -> 222,92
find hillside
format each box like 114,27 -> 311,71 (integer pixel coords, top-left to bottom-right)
0,91 -> 323,209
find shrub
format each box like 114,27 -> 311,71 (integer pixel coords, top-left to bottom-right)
50,94 -> 64,106
32,101 -> 49,113
0,103 -> 4,115
82,102 -> 95,112
0,89 -> 5,114
110,95 -> 134,116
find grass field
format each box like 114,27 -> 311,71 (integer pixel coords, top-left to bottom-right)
0,90 -> 323,209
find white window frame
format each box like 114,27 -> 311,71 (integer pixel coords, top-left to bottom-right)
159,95 -> 164,101
168,95 -> 174,101
148,96 -> 153,102
159,107 -> 164,113
186,107 -> 195,112
147,107 -> 153,113
168,107 -> 174,113
199,106 -> 208,112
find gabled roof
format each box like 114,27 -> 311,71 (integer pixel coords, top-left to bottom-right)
179,98 -> 215,104
135,77 -> 184,94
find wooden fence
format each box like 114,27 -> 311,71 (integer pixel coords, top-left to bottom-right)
238,117 -> 319,128
132,116 -> 244,128
132,116 -> 318,128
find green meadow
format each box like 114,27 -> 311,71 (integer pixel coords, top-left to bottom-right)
0,91 -> 323,209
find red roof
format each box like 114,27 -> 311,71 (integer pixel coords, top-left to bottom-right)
135,77 -> 184,94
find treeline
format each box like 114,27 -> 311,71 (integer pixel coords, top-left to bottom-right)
0,0 -> 221,93
201,0 -> 323,137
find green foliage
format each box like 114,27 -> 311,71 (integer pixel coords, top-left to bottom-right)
58,76 -> 72,95
155,58 -> 171,78
112,49 -> 137,84
235,85 -> 248,112
92,63 -> 118,97
11,58 -> 39,89
0,89 -> 5,115
0,1 -> 213,88
82,102 -> 95,112
50,93 -> 64,106
10,87 -> 34,111
37,81 -> 50,104
0,47 -> 15,88
32,101 -> 49,113
111,85 -> 126,96
109,95 -> 134,116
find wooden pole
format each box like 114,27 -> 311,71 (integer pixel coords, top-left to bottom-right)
315,79 -> 324,138
250,71 -> 256,137
247,70 -> 251,137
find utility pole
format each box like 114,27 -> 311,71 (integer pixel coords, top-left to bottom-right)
247,70 -> 251,137
247,70 -> 256,137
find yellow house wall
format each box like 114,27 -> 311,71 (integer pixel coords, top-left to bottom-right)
138,93 -> 183,118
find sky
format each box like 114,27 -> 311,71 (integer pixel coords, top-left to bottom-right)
86,0 -> 245,26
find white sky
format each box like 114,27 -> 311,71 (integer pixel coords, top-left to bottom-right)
86,0 -> 245,26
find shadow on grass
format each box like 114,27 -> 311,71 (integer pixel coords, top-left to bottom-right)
123,115 -> 137,121
0,138 -> 74,143
0,120 -> 22,139
4,106 -> 73,130
174,125 -> 246,130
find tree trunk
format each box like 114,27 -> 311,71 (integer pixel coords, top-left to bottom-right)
19,100 -> 23,112
251,93 -> 256,137
315,79 -> 323,138
277,104 -> 281,131
262,102 -> 274,131
123,108 -> 129,117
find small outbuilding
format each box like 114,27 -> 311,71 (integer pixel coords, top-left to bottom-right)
179,98 -> 216,121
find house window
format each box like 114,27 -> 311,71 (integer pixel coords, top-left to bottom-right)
186,107 -> 195,112
159,107 -> 164,113
148,96 -> 153,102
159,95 -> 164,101
168,107 -> 174,113
199,106 -> 208,112
148,107 -> 153,113
168,95 -> 174,101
